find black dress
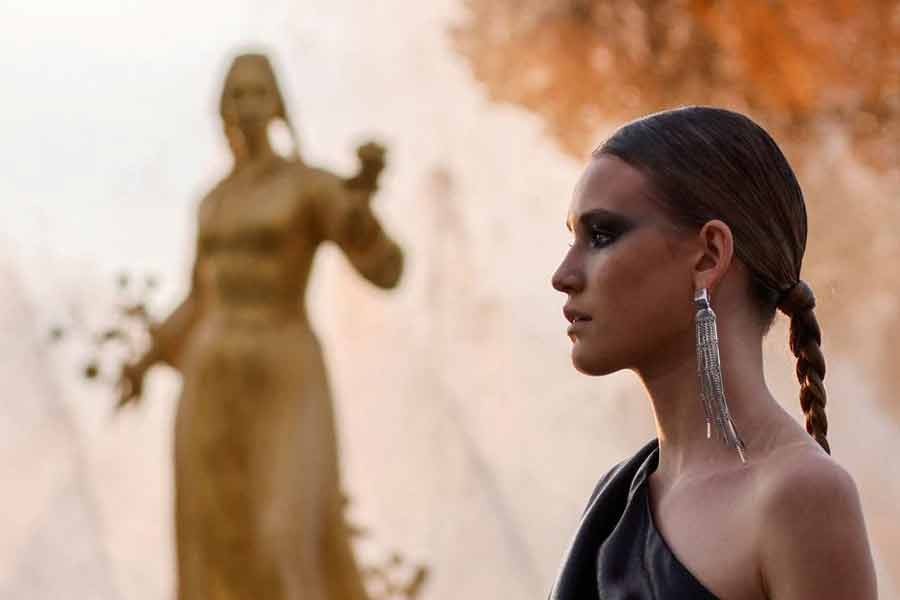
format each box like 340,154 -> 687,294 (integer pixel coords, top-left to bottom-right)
548,440 -> 719,600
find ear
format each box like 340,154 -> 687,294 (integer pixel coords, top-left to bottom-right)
692,219 -> 734,293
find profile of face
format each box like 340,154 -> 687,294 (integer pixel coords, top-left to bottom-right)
552,155 -> 701,377
221,56 -> 282,133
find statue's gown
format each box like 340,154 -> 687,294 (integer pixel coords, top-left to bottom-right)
549,440 -> 719,600
173,161 -> 402,600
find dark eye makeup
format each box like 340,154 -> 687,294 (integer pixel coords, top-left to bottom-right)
587,223 -> 616,248
567,209 -> 636,249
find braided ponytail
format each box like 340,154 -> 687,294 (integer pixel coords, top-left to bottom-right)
778,281 -> 830,454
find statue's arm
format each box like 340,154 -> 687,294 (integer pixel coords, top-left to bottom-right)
118,240 -> 204,407
141,266 -> 200,372
313,171 -> 404,289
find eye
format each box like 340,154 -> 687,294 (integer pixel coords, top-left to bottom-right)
588,226 -> 615,248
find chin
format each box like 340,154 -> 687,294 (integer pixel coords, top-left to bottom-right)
571,344 -> 623,376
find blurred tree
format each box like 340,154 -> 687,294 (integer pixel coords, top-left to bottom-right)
452,0 -> 900,170
49,271 -> 157,389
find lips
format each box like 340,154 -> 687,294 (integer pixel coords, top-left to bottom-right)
563,306 -> 592,324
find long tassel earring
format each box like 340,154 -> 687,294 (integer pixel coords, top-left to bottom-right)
694,288 -> 746,462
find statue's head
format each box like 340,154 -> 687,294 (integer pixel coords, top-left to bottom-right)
219,53 -> 287,133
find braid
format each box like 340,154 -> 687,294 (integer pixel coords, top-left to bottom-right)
778,281 -> 830,454
223,121 -> 248,162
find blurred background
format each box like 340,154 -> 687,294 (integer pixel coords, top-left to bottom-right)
2,0 -> 898,597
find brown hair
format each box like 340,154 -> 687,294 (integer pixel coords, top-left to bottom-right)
596,106 -> 829,453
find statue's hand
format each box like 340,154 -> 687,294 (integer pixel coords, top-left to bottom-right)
116,359 -> 147,410
348,141 -> 387,192
357,140 -> 386,168
340,199 -> 379,249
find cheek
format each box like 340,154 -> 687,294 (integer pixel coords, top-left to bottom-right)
575,238 -> 693,371
588,239 -> 683,314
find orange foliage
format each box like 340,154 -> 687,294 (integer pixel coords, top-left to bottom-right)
452,0 -> 900,169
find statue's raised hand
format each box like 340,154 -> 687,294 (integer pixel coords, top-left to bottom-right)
346,141 -> 387,193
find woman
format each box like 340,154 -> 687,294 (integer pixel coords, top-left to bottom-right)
118,53 -> 403,600
549,107 -> 877,599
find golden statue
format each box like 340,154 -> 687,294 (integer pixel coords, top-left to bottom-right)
118,52 -> 403,600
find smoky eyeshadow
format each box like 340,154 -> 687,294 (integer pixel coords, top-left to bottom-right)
579,209 -> 636,236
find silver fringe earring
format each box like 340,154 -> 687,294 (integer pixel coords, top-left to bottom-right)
694,288 -> 746,462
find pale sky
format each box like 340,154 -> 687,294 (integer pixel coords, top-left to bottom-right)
1,0 -> 330,302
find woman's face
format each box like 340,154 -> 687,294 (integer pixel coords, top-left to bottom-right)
222,61 -> 280,132
552,155 -> 699,376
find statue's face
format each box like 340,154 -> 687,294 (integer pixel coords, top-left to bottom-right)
222,61 -> 280,131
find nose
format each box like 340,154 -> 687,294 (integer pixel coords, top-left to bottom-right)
552,251 -> 584,295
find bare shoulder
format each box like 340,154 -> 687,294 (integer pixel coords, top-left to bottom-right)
197,177 -> 231,223
759,442 -> 857,516
292,163 -> 342,192
754,443 -> 877,599
200,175 -> 229,203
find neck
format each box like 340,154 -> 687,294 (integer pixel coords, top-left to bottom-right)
234,124 -> 278,166
637,311 -> 780,483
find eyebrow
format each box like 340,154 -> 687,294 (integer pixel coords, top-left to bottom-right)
566,208 -> 634,232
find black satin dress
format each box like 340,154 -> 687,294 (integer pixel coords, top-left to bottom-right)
549,440 -> 719,600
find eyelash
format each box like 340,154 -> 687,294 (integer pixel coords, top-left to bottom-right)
589,228 -> 615,248
568,231 -> 616,250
